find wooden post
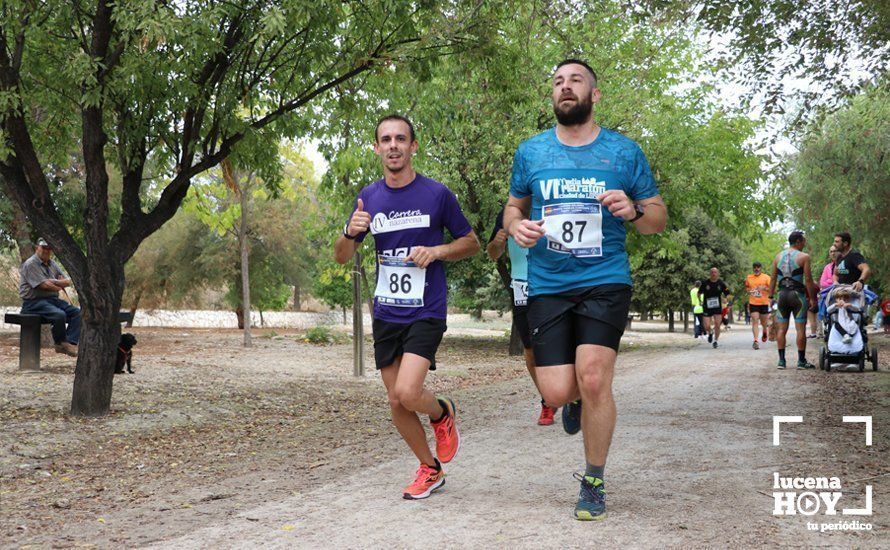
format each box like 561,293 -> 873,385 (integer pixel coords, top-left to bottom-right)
353,252 -> 364,377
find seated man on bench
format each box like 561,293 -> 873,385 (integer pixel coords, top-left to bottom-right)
18,239 -> 80,357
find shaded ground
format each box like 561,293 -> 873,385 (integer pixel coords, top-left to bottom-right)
0,323 -> 887,548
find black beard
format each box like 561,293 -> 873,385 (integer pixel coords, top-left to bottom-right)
554,98 -> 593,126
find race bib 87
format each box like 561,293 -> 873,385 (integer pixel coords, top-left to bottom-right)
375,255 -> 426,307
542,202 -> 603,258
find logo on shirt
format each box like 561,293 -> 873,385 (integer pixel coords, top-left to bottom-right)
539,177 -> 606,200
371,210 -> 430,234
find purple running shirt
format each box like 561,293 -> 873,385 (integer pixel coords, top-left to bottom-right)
349,173 -> 473,323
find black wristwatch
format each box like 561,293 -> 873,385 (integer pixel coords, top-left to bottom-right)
629,204 -> 645,222
343,223 -> 357,240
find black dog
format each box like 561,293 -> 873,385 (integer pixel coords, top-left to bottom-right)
115,333 -> 138,374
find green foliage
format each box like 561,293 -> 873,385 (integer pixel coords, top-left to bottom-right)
631,212 -> 747,313
646,1 -> 890,116
741,230 -> 788,270
123,142 -> 321,311
311,0 -> 777,315
311,256 -> 354,310
302,326 -> 341,345
786,82 -> 890,288
122,211 -> 222,309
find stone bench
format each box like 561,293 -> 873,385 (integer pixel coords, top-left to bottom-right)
4,312 -> 134,371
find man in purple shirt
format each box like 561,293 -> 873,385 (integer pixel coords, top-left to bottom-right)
334,114 -> 479,500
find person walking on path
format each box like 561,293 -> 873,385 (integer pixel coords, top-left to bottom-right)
744,262 -> 771,349
690,281 -> 704,338
816,245 -> 838,335
334,114 -> 480,500
699,268 -> 731,348
768,231 -> 817,370
832,232 -> 870,291
504,59 -> 667,521
487,206 -> 558,426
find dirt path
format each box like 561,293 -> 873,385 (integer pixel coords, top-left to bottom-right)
2,324 -> 887,548
143,328 -> 887,548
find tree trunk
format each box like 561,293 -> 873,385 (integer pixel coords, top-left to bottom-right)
641,310 -> 649,321
127,289 -> 142,328
293,282 -> 301,311
508,315 -> 523,356
668,308 -> 675,332
683,310 -> 689,333
70,266 -> 125,417
360,265 -> 374,320
10,199 -> 34,262
239,185 -> 252,348
235,306 -> 245,330
342,306 -> 347,324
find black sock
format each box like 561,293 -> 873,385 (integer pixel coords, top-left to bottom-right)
430,398 -> 448,423
425,458 -> 442,472
778,348 -> 786,362
585,463 -> 604,480
798,350 -> 806,362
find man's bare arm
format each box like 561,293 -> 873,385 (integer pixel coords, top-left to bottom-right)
632,196 -> 667,234
486,230 -> 507,261
803,255 -> 817,305
769,259 -> 779,298
504,195 -> 546,248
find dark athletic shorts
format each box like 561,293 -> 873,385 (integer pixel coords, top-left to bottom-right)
528,284 -> 632,366
372,318 -> 447,371
703,306 -> 723,317
749,304 -> 770,315
513,305 -> 532,349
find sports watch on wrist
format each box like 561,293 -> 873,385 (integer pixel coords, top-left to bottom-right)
629,204 -> 645,222
343,223 -> 357,240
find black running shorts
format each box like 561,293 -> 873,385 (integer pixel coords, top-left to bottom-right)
703,307 -> 722,317
528,284 -> 632,366
513,304 -> 532,349
749,304 -> 770,315
372,318 -> 447,371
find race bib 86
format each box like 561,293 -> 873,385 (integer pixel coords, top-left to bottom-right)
375,255 -> 426,307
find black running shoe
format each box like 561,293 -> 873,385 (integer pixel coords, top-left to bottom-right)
562,400 -> 582,435
707,332 -> 713,343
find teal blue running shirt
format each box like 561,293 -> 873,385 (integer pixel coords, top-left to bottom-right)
509,127 -> 659,296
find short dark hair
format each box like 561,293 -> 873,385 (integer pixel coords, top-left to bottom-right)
789,231 -> 805,245
693,280 -> 701,287
374,114 -> 416,143
753,261 -> 762,268
834,231 -> 851,246
555,59 -> 598,87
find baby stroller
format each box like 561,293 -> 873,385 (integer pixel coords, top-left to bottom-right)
818,285 -> 879,372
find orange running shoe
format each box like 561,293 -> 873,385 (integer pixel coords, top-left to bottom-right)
403,462 -> 445,500
538,403 -> 556,425
432,397 -> 460,463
